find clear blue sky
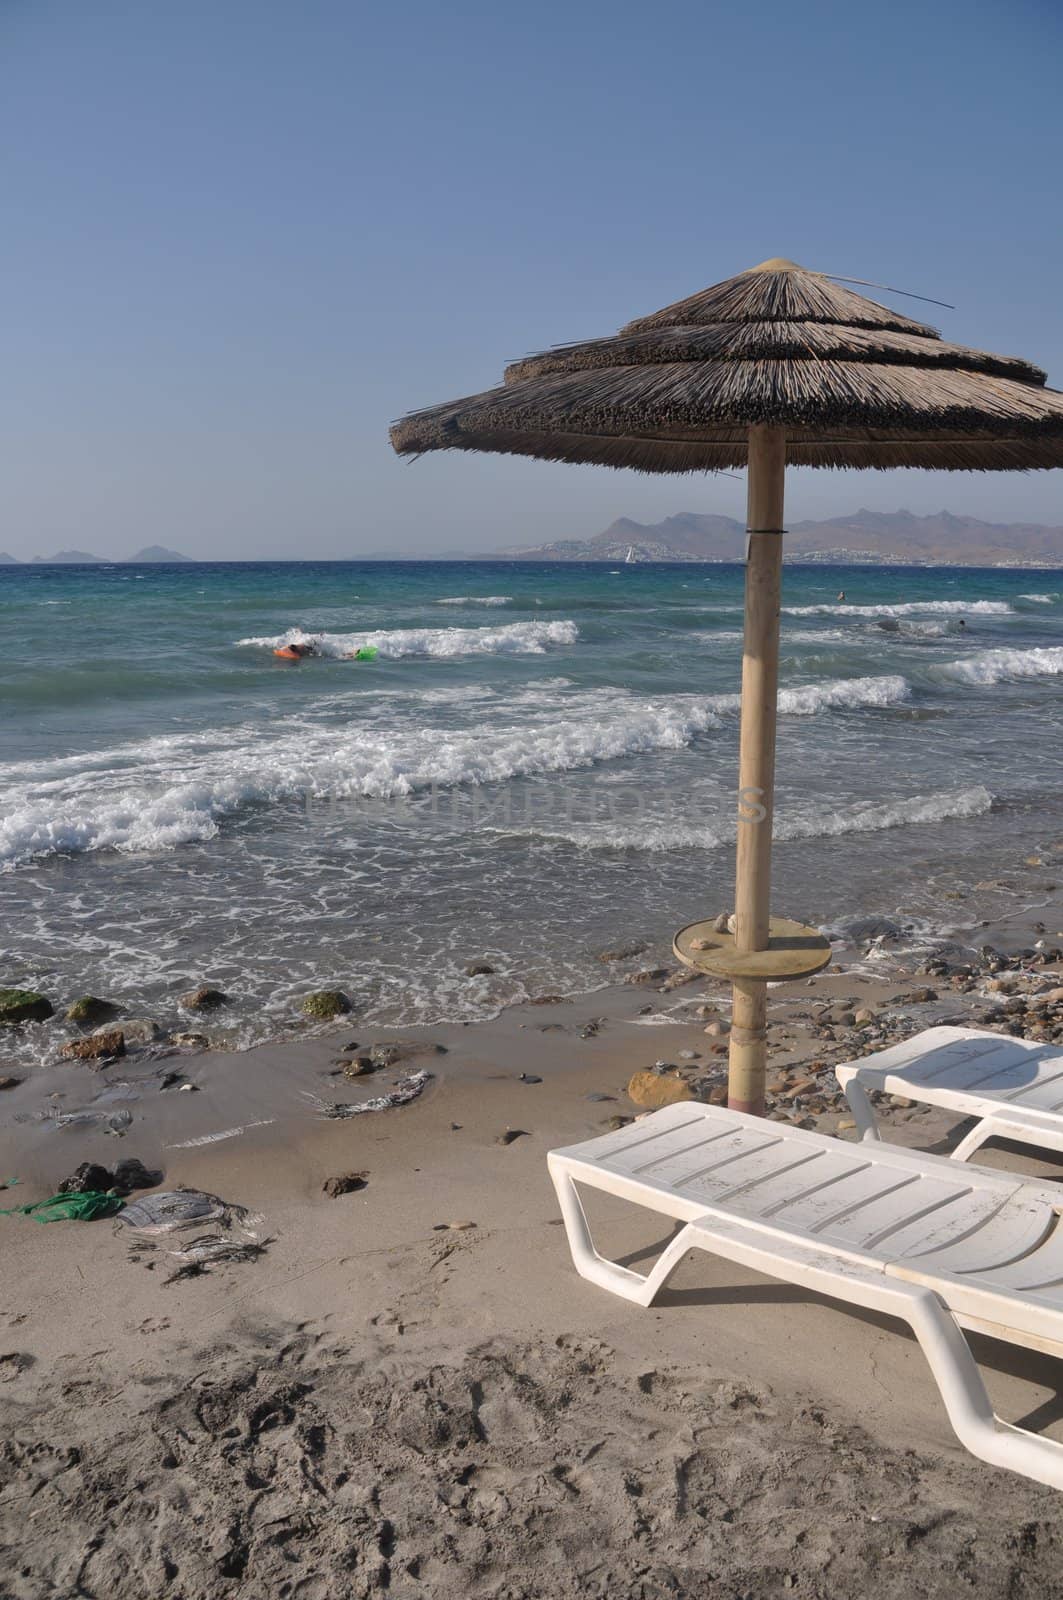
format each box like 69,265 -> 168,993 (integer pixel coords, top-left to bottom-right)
2,0 -> 1061,559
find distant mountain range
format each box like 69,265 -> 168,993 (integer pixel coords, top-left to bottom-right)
501,509 -> 1063,567
8,545 -> 194,565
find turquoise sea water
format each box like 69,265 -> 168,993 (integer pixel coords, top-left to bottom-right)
2,558 -> 1062,1058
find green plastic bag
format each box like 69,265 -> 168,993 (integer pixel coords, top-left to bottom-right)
353,646 -> 378,661
0,1190 -> 124,1223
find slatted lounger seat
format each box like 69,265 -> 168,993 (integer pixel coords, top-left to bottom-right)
835,1025 -> 1063,1162
548,1102 -> 1063,1487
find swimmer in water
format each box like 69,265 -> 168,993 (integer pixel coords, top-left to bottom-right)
837,590 -> 846,602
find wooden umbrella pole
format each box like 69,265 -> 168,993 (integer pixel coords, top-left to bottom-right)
728,423 -> 786,1115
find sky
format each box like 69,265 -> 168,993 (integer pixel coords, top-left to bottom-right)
1,0 -> 1062,560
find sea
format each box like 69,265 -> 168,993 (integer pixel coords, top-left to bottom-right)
3,558 -> 1062,1062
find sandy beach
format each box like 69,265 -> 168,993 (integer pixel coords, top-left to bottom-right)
4,886 -> 1063,1598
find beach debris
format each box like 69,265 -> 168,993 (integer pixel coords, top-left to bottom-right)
518,1073 -> 542,1084
1,1190 -> 125,1223
58,1158 -> 161,1197
305,1069 -> 432,1120
99,1017 -> 161,1045
39,1105 -> 133,1135
597,940 -> 649,963
496,1129 -> 528,1145
625,967 -> 669,987
580,1019 -> 601,1037
167,1118 -> 275,1148
301,989 -> 352,1019
116,1188 -> 261,1237
65,995 -> 121,1026
178,1082 -> 199,1092
61,1029 -> 126,1062
0,1076 -> 21,1092
0,989 -> 54,1025
433,1220 -> 476,1231
464,961 -> 495,977
627,1070 -> 694,1110
179,985 -> 228,1011
322,1171 -> 369,1198
163,1234 -> 271,1283
368,1040 -> 446,1067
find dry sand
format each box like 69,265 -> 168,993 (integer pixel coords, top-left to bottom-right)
4,929 -> 1063,1596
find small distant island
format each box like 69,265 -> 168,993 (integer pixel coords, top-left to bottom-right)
15,545 -> 193,565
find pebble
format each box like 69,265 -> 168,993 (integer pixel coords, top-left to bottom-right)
627,1070 -> 693,1110
322,1171 -> 368,1198
434,1220 -> 476,1231
704,1020 -> 731,1037
518,1073 -> 542,1084
496,1129 -> 529,1145
464,961 -> 495,977
0,1076 -> 22,1091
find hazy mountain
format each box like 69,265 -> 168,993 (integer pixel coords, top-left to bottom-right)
32,549 -> 109,564
502,509 -> 1063,566
126,544 -> 192,563
0,552 -> 18,564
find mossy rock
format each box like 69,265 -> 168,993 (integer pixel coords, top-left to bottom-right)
301,989 -> 352,1020
65,995 -> 121,1027
0,988 -> 54,1025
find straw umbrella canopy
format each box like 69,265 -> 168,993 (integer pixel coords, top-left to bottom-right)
391,258 -> 1063,1114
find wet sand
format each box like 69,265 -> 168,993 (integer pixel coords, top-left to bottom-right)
4,901 -> 1063,1596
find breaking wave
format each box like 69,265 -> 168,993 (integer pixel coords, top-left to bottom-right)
785,600 -> 1013,618
937,646 -> 1063,685
236,620 -> 577,658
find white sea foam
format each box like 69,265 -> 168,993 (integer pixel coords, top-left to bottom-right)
0,673 -> 910,867
937,645 -> 1063,685
495,785 -> 993,852
236,619 -> 577,658
785,600 -> 1013,618
1019,593 -> 1058,603
434,595 -> 512,606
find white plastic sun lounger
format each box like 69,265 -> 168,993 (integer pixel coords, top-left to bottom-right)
835,1025 -> 1063,1162
548,1102 -> 1063,1487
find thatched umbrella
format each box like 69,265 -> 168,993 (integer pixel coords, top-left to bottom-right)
391,257 -> 1063,1114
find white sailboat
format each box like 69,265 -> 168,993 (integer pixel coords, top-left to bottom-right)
624,545 -> 637,564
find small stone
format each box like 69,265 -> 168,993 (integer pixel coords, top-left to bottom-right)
704,1020 -> 731,1038
497,1129 -> 529,1145
339,1041 -> 361,1052
171,1032 -> 209,1048
713,912 -> 731,933
624,968 -> 669,987
342,1057 -> 376,1079
446,1220 -> 476,1231
368,1040 -> 446,1067
301,990 -> 352,1020
604,1114 -> 633,1131
0,1075 -> 21,1091
528,994 -> 566,1005
677,1049 -> 699,1061
61,1029 -> 125,1062
689,937 -> 715,951
909,987 -> 938,1004
464,961 -> 496,977
853,1007 -> 877,1026
585,1092 -> 614,1102
65,995 -> 121,1027
322,1171 -> 369,1198
179,985 -> 228,1011
518,1073 -> 542,1084
0,989 -> 53,1025
57,1161 -> 114,1195
892,1096 -> 915,1109
627,1070 -> 694,1110
104,1017 -> 162,1044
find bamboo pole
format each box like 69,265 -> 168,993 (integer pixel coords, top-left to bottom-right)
728,424 -> 786,1115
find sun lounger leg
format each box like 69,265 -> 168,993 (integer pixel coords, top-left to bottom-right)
949,1118 -> 999,1163
549,1165 -> 696,1306
906,1290 -> 1063,1490
842,1076 -> 880,1142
